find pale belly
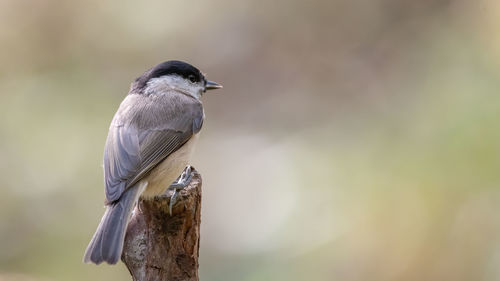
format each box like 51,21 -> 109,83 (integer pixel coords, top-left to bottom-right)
140,134 -> 199,198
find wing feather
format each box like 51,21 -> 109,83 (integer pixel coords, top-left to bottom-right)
103,93 -> 203,203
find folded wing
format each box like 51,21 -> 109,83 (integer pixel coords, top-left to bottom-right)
103,93 -> 204,203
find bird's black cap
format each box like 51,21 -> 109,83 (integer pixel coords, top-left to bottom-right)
133,60 -> 204,90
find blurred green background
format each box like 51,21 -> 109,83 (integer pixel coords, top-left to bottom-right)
1,0 -> 500,280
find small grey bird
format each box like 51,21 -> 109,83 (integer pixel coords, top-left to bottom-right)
83,60 -> 222,265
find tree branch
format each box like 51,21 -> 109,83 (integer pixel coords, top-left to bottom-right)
122,169 -> 202,281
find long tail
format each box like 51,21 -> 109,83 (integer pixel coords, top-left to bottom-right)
83,182 -> 146,265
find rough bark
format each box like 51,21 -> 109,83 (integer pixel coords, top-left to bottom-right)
122,169 -> 202,281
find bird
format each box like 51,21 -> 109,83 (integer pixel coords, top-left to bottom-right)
83,60 -> 222,265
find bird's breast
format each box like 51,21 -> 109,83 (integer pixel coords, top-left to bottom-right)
140,134 -> 199,198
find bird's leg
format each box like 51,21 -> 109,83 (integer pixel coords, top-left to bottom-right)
167,165 -> 193,215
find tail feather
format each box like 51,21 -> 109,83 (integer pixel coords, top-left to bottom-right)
83,182 -> 146,265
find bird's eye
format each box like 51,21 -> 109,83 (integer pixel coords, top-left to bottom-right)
188,75 -> 197,83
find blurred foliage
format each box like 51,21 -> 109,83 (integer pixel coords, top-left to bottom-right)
1,0 -> 500,280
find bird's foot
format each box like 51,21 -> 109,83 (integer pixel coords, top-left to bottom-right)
167,165 -> 193,215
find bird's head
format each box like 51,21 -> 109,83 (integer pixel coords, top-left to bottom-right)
133,60 -> 222,99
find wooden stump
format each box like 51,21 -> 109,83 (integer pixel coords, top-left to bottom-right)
122,169 -> 202,281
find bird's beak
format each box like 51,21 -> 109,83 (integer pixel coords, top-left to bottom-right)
205,80 -> 223,91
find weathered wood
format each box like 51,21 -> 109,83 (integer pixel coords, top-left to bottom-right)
122,169 -> 202,281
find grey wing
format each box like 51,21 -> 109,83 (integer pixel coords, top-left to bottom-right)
103,99 -> 204,204
103,125 -> 141,203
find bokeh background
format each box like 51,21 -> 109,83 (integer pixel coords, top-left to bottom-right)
1,0 -> 500,280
